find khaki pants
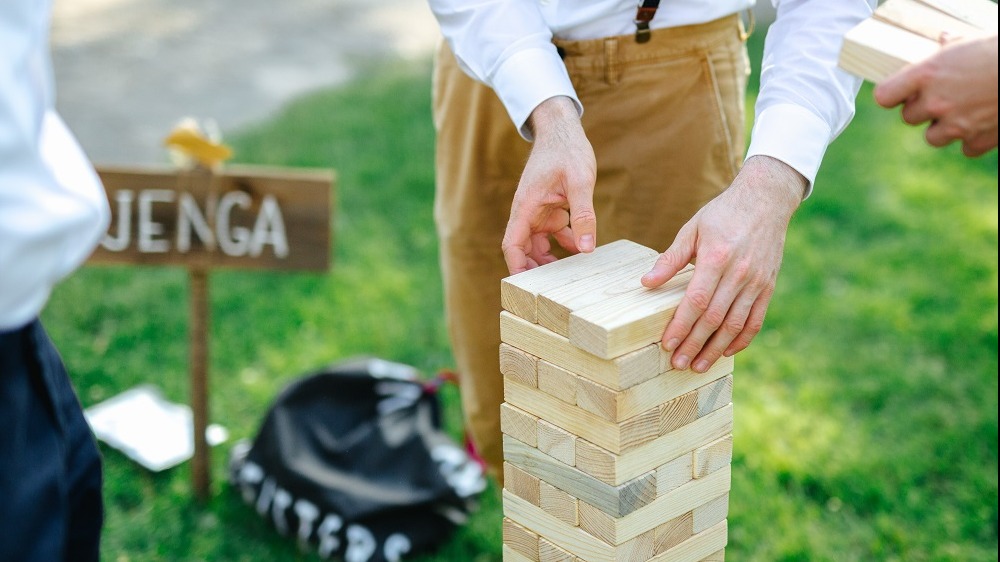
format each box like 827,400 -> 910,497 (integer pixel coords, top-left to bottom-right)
432,15 -> 749,483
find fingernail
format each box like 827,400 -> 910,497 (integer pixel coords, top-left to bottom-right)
580,234 -> 595,252
665,338 -> 680,352
674,354 -> 689,370
694,359 -> 709,373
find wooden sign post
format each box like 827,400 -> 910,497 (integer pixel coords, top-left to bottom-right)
88,163 -> 334,501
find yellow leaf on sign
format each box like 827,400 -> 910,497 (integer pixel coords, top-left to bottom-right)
164,126 -> 233,168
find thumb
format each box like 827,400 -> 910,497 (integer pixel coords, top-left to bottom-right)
569,198 -> 598,253
642,224 -> 695,288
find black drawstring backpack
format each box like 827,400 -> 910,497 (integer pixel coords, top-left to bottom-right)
228,357 -> 486,562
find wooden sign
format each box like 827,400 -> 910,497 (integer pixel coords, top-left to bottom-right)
88,162 -> 334,501
89,164 -> 333,271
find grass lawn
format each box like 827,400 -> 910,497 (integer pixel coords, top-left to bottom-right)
43,32 -> 997,562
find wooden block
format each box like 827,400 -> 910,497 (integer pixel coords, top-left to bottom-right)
504,377 -> 661,455
575,356 -> 734,423
876,0 -> 987,40
699,548 -> 726,561
537,419 -> 577,466
697,374 -> 733,418
693,435 -> 733,479
654,511 -> 694,555
567,266 -> 695,359
576,465 -> 730,545
503,490 -> 617,562
501,402 -> 539,448
614,529 -> 655,562
575,404 -> 734,485
501,311 -> 662,390
535,253 -> 668,337
504,517 -> 540,561
505,462 -> 541,506
503,434 -> 657,518
658,390 -> 699,436
506,490 -> 664,562
915,0 -> 998,30
657,453 -> 694,496
537,361 -> 579,405
501,239 -> 658,323
649,520 -> 728,562
503,544 -> 537,562
539,480 -> 579,526
538,537 -> 575,562
692,493 -> 729,534
501,343 -> 539,388
838,17 -> 942,82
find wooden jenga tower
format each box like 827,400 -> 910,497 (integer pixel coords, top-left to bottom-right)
499,240 -> 734,562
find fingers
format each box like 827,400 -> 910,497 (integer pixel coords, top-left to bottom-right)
874,66 -> 920,109
924,120 -> 961,148
900,96 -> 935,126
962,130 -> 999,157
642,225 -> 695,288
661,261 -> 726,370
501,218 -> 533,275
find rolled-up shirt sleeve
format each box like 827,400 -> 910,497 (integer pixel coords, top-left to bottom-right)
428,0 -> 581,139
746,0 -> 875,194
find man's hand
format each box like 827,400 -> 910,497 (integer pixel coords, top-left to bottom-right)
874,34 -> 999,157
641,156 -> 806,373
502,96 -> 598,275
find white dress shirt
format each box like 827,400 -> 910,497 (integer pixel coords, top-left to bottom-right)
1,0 -> 110,331
428,0 -> 876,188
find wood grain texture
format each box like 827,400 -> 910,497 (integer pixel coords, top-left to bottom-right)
505,490 -> 666,562
501,311 -> 662,390
876,0 -> 986,40
539,480 -> 579,527
537,419 -> 577,467
538,536 -> 576,562
557,355 -> 734,423
535,253 -> 667,337
697,374 -> 733,418
576,465 -> 731,545
501,402 -> 539,448
699,548 -> 726,561
916,0 -> 999,30
838,17 -> 942,82
567,267 -> 695,359
504,517 -> 540,561
501,343 -> 539,388
657,452 -> 694,496
506,377 -> 664,455
505,462 -> 542,506
574,404 -> 734,485
693,435 -> 733,479
649,520 -> 728,562
503,434 -> 657,518
503,544 -> 537,562
654,511 -> 694,555
692,493 -> 730,534
501,239 -> 657,323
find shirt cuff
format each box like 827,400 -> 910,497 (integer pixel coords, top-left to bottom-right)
745,103 -> 834,198
491,46 -> 581,141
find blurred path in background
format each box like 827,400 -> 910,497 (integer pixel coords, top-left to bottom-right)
51,0 -> 441,165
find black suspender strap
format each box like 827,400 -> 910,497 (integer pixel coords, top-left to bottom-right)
634,0 -> 660,43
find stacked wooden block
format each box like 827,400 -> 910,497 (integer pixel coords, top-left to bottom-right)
499,240 -> 734,562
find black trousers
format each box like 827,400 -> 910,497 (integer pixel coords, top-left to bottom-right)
1,319 -> 103,562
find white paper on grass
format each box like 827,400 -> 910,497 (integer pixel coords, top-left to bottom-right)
84,384 -> 228,472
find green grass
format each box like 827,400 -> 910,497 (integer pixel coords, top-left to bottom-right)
43,34 -> 997,561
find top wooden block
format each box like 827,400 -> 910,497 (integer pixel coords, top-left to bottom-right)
501,240 -> 696,360
501,239 -> 658,324
839,0 -> 997,83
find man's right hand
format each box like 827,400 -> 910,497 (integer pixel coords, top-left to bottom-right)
501,96 -> 598,275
